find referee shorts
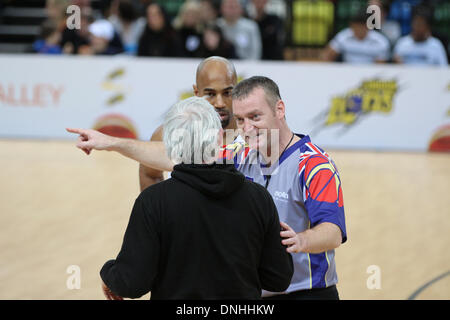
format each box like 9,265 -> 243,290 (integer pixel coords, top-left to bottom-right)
262,285 -> 340,300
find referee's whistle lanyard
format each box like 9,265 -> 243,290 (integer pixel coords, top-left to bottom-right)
263,132 -> 295,189
264,175 -> 271,189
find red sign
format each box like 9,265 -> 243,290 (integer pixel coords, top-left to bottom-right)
0,83 -> 64,107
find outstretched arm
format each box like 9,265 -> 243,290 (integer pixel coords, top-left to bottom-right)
139,126 -> 165,191
66,128 -> 174,172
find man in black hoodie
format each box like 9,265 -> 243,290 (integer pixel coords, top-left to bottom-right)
100,96 -> 293,300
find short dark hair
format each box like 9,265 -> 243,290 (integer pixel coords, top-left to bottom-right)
350,8 -> 369,25
118,0 -> 138,23
232,76 -> 281,110
412,5 -> 433,27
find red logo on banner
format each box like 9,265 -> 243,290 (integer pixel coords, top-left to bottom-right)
429,124 -> 450,152
93,113 -> 137,139
0,83 -> 64,107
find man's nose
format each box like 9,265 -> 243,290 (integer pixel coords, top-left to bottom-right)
243,118 -> 253,133
214,94 -> 226,109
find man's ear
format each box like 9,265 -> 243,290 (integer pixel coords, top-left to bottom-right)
275,100 -> 285,120
193,84 -> 199,96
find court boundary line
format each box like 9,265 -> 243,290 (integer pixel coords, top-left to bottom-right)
407,270 -> 450,300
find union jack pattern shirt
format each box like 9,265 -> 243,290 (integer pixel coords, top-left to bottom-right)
220,134 -> 347,295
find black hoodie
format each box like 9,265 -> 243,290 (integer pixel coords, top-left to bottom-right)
100,163 -> 293,299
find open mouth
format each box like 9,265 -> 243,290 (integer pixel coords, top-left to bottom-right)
217,111 -> 229,121
216,110 -> 231,128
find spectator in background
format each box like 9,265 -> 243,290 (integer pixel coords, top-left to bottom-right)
246,0 -> 287,20
199,0 -> 220,26
60,6 -> 92,54
137,3 -> 183,57
197,23 -> 237,59
33,19 -> 63,54
84,19 -> 124,55
322,10 -> 390,63
173,1 -> 203,57
217,0 -> 262,60
46,0 -> 70,31
248,0 -> 284,60
108,0 -> 146,55
393,8 -> 448,66
368,0 -> 401,46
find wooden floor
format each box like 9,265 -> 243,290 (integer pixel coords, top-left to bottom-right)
0,139 -> 449,300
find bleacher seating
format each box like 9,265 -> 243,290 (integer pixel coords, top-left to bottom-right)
433,1 -> 450,40
0,0 -> 448,61
0,0 -> 104,53
0,0 -> 46,53
291,0 -> 334,46
334,0 -> 366,34
388,0 -> 421,35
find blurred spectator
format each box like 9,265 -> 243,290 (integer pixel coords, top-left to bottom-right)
108,0 -> 146,54
137,3 -> 184,57
33,19 -> 63,54
248,0 -> 284,60
393,7 -> 448,66
197,23 -> 237,59
60,6 -> 93,54
246,0 -> 287,20
84,19 -> 124,55
369,0 -> 402,46
217,0 -> 262,60
46,0 -> 70,30
199,0 -> 220,26
173,1 -> 203,57
322,10 -> 390,63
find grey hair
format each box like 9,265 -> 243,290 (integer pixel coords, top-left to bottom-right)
163,96 -> 222,164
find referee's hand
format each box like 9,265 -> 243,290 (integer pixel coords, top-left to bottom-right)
280,221 -> 302,253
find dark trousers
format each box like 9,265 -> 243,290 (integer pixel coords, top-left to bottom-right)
262,285 -> 340,300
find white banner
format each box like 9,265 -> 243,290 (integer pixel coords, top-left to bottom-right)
0,54 -> 449,152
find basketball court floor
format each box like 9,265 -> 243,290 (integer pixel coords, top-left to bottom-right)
0,139 -> 449,300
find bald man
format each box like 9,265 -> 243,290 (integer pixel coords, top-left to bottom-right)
139,56 -> 239,191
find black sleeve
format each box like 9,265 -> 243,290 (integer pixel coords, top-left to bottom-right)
100,196 -> 160,299
258,190 -> 294,292
105,31 -> 124,55
137,30 -> 149,57
167,30 -> 185,57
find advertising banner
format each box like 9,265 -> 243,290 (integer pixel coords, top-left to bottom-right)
0,54 -> 448,152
